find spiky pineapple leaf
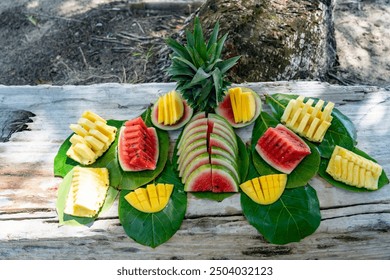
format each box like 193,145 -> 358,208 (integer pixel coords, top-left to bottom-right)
217,55 -> 241,74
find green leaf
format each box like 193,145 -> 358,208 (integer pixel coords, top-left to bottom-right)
318,147 -> 389,192
251,112 -> 320,188
185,29 -> 195,49
167,65 -> 194,77
172,56 -> 197,72
189,68 -> 211,87
56,168 -> 119,226
53,109 -> 169,190
118,161 -> 187,248
216,55 -> 241,74
266,93 -> 357,158
214,33 -> 228,62
241,184 -> 321,245
207,21 -> 220,49
212,68 -> 223,105
166,37 -> 192,62
193,17 -> 207,61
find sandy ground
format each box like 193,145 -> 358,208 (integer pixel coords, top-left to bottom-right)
0,0 -> 389,87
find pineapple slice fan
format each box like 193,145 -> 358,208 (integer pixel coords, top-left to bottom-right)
281,96 -> 334,142
326,146 -> 382,190
64,166 -> 110,218
67,111 -> 117,165
157,90 -> 184,125
240,174 -> 287,205
229,87 -> 256,124
125,183 -> 174,213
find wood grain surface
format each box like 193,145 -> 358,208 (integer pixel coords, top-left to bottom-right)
0,81 -> 389,259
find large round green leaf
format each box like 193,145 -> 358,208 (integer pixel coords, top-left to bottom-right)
265,93 -> 357,158
56,167 -> 119,226
53,109 -> 169,190
318,147 -> 389,192
118,161 -> 187,248
251,112 -> 320,188
241,184 -> 321,245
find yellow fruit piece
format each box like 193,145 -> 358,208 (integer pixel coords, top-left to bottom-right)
66,111 -> 117,165
240,174 -> 287,205
281,95 -> 334,142
326,145 -> 382,190
64,166 -> 110,218
228,87 -> 256,124
156,91 -> 184,126
124,183 -> 174,213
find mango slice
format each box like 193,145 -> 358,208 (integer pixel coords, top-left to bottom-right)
240,174 -> 287,205
281,95 -> 334,142
67,111 -> 117,165
326,145 -> 382,190
157,90 -> 184,125
125,183 -> 174,213
64,166 -> 110,218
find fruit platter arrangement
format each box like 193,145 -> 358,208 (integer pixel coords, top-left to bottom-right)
54,18 -> 389,247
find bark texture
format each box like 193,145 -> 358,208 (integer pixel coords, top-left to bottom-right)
192,0 -> 336,82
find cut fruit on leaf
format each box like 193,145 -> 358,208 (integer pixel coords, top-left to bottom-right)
281,95 -> 334,142
266,93 -> 357,158
151,91 -> 193,130
319,147 -> 389,192
215,87 -> 262,128
255,124 -> 311,174
117,116 -> 159,172
252,112 -> 320,188
56,167 -> 118,226
326,145 -> 382,190
124,183 -> 174,213
66,111 -> 117,165
118,161 -> 187,248
240,174 -> 287,205
64,166 -> 109,218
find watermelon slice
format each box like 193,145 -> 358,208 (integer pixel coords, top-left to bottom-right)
118,118 -> 159,172
177,112 -> 240,193
255,124 -> 311,174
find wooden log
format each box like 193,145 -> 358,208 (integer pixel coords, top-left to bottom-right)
0,82 -> 389,259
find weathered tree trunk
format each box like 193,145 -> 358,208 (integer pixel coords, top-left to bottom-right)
191,0 -> 336,82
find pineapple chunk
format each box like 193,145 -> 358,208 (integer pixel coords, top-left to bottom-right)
124,183 -> 174,213
281,95 -> 334,142
156,90 -> 184,126
228,87 -> 256,124
67,111 -> 117,165
326,145 -> 382,190
64,166 -> 110,218
240,174 -> 287,205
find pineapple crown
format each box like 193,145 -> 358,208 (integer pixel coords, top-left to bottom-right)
166,17 -> 240,113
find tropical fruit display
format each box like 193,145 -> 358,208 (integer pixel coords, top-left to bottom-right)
53,17 -> 388,247
66,111 -> 117,165
326,145 -> 383,190
124,183 -> 174,213
151,90 -> 193,130
64,166 -> 110,218
176,112 -> 239,193
281,95 -> 334,142
117,116 -> 159,171
255,124 -> 311,174
215,87 -> 262,128
240,174 -> 287,205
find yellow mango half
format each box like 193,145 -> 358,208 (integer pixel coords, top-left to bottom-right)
124,183 -> 174,213
240,174 -> 287,205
